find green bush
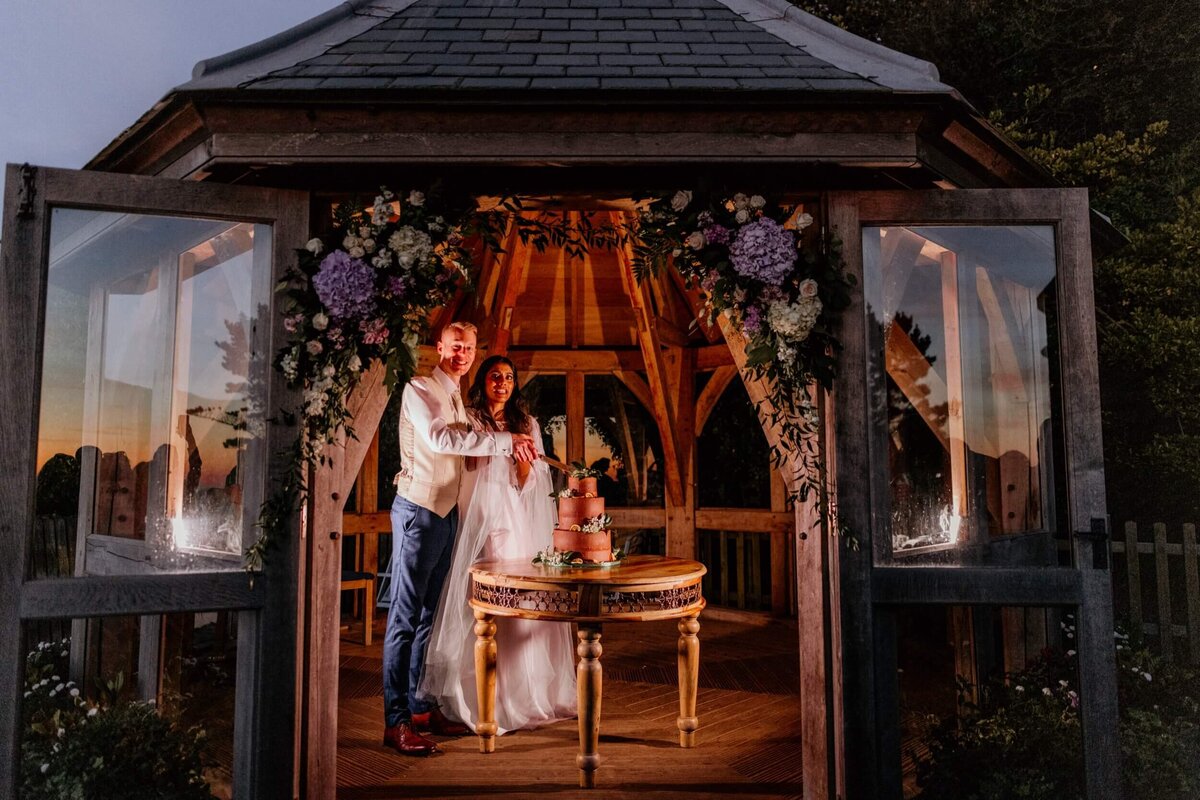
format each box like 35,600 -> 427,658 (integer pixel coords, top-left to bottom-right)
21,637 -> 214,800
916,625 -> 1200,799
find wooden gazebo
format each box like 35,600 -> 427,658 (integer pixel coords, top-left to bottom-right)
0,1 -> 1122,798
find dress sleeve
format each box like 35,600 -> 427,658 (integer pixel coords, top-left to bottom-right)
513,417 -> 550,496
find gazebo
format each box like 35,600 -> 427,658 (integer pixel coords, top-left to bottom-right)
0,1 -> 1121,798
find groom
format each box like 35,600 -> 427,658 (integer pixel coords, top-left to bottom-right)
383,320 -> 539,756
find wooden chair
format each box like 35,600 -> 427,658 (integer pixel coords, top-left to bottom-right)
340,570 -> 376,645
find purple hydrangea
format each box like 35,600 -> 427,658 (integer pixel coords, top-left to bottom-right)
729,217 -> 796,284
742,304 -> 763,335
312,251 -> 377,320
703,224 -> 731,246
387,275 -> 410,298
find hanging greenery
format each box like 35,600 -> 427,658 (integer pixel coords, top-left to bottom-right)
632,190 -> 854,507
248,188 -> 850,569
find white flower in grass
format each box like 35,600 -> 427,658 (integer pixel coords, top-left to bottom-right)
670,190 -> 693,212
69,688 -> 79,698
40,764 -> 48,774
1143,672 -> 1153,682
1014,685 -> 1025,693
1067,649 -> 1076,657
87,707 -> 98,717
1042,687 -> 1052,696
408,190 -> 425,207
749,194 -> 766,209
305,238 -> 324,255
307,340 -> 323,356
685,231 -> 706,250
312,312 -> 329,331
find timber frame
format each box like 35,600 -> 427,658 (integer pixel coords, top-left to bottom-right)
0,15 -> 1123,796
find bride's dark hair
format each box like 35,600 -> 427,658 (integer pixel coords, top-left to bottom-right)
467,355 -> 532,434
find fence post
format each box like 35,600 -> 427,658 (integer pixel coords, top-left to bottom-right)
1154,523 -> 1172,662
1124,522 -> 1142,638
1184,524 -> 1199,665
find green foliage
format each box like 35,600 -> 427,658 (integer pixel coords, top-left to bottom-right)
21,638 -> 214,800
793,0 -> 1200,521
916,632 -> 1200,800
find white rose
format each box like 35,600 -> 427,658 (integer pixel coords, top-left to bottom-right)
670,190 -> 693,213
749,194 -> 766,209
342,235 -> 360,250
362,238 -> 376,254
408,190 -> 425,207
795,212 -> 814,230
359,226 -> 371,238
735,208 -> 751,224
732,193 -> 750,210
348,246 -> 365,259
799,279 -> 819,298
305,238 -> 324,255
307,340 -> 323,356
348,354 -> 362,373
322,364 -> 336,378
685,231 -> 706,249
312,312 -> 329,331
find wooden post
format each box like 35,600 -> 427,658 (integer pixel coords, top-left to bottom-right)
1155,523 -> 1173,661
1125,522 -> 1143,638
665,347 -> 697,560
567,371 -> 585,466
676,614 -> 700,747
576,623 -> 603,789
1184,524 -> 1200,664
473,609 -> 497,754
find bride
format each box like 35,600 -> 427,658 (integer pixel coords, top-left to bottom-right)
419,355 -> 577,733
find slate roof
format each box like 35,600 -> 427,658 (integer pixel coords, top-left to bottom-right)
180,0 -> 951,95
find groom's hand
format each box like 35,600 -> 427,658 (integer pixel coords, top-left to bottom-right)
511,434 -> 538,463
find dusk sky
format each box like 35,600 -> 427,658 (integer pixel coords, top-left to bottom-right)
0,0 -> 335,177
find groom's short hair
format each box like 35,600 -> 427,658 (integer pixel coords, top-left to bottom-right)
442,321 -> 478,339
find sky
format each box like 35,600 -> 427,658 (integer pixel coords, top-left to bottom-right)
0,0 -> 335,175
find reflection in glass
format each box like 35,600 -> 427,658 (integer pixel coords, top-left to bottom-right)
584,375 -> 664,507
864,226 -> 1059,559
21,613 -> 237,798
36,208 -> 270,573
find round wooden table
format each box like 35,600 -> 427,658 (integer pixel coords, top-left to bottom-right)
468,554 -> 706,789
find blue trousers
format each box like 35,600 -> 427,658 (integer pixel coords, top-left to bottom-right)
383,495 -> 457,728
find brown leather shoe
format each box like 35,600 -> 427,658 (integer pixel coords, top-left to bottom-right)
411,707 -> 472,736
382,722 -> 441,756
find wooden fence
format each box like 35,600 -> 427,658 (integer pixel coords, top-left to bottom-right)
1112,521 -> 1200,664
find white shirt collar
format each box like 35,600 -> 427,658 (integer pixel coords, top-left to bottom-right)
432,365 -> 461,396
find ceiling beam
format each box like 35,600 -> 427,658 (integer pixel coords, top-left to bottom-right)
694,364 -> 738,435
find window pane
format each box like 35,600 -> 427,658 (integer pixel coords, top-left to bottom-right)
864,226 -> 1062,563
584,375 -> 664,507
36,209 -> 271,574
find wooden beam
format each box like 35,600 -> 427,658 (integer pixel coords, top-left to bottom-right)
613,370 -> 654,416
694,365 -> 737,434
608,508 -> 666,529
486,232 -> 533,359
695,343 -> 735,369
666,347 -> 697,559
615,229 -> 685,506
506,348 -> 644,373
567,371 -> 585,466
715,313 -> 799,494
669,267 -> 722,344
695,508 -> 793,533
340,362 -> 391,501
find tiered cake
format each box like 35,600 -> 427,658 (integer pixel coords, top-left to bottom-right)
552,476 -> 613,563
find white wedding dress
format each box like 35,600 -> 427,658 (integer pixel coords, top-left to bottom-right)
419,415 -> 577,733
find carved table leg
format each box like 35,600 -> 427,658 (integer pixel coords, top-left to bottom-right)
473,609 -> 497,754
576,623 -> 603,788
677,613 -> 700,747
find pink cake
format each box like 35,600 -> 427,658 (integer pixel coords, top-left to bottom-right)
552,476 -> 613,563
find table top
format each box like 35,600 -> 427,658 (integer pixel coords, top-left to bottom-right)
469,554 -> 706,585
469,554 -> 706,623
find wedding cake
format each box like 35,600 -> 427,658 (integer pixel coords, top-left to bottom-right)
551,475 -> 613,563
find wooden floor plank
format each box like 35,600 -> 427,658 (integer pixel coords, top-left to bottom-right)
337,616 -> 801,799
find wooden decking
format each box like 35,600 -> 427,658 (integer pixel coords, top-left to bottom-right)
337,614 -> 802,799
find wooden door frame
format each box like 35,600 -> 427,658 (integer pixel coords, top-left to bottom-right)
826,188 -> 1121,800
0,164 -> 308,800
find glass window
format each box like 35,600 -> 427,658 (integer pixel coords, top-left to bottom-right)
35,209 -> 271,573
864,226 -> 1062,562
583,375 -> 663,507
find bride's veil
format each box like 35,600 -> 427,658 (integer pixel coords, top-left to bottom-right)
418,416 -> 557,716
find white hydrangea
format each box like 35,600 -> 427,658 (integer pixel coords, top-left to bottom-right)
280,353 -> 298,381
372,196 -> 391,226
732,193 -> 750,210
767,296 -> 822,341
388,226 -> 433,269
